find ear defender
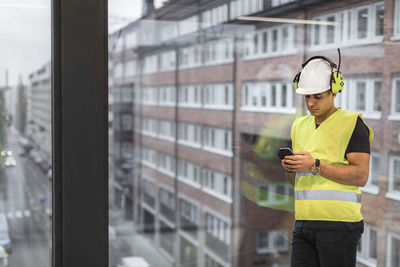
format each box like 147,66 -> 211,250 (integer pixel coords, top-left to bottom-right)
331,71 -> 344,94
293,72 -> 300,90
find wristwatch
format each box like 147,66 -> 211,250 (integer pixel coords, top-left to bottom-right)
311,159 -> 320,175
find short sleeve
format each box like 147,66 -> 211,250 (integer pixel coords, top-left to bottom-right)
345,117 -> 370,158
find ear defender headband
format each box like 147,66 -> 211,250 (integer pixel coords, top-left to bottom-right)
293,48 -> 344,94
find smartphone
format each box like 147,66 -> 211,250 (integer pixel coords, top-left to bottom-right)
277,147 -> 294,160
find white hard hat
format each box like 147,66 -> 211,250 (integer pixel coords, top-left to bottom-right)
296,58 -> 333,95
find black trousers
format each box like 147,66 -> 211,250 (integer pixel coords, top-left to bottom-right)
291,225 -> 363,267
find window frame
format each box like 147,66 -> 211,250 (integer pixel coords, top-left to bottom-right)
53,0 -> 108,265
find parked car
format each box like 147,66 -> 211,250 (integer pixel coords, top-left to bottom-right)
0,214 -> 11,255
3,157 -> 16,167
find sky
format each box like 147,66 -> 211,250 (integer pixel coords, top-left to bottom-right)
0,0 -> 153,87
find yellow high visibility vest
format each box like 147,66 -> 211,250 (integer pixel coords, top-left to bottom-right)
291,109 -> 373,222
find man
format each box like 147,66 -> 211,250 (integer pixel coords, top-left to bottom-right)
281,55 -> 373,267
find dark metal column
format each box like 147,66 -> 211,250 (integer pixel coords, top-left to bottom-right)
52,0 -> 108,266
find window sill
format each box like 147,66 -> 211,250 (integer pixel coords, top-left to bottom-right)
177,176 -> 201,189
202,188 -> 232,204
178,104 -> 202,109
203,60 -> 234,67
158,103 -> 176,107
141,162 -> 157,169
158,169 -> 176,178
360,112 -> 381,120
385,192 -> 400,202
158,136 -> 176,143
309,37 -> 383,51
179,64 -> 202,70
361,186 -> 379,195
241,106 -> 296,114
203,147 -> 233,157
356,256 -> 377,267
203,105 -> 233,110
242,50 -> 297,61
388,114 -> 400,121
178,140 -> 202,149
390,35 -> 400,42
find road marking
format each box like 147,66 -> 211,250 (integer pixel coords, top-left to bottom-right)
7,212 -> 13,219
15,211 -> 22,218
24,210 -> 31,217
45,208 -> 51,215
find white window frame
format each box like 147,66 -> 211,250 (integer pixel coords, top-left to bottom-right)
158,86 -> 176,107
203,127 -> 233,157
342,77 -> 382,120
256,184 -> 291,206
387,155 -> 400,201
393,0 -> 400,39
178,85 -> 202,108
243,24 -> 297,60
158,119 -> 176,142
178,159 -> 201,188
389,77 -> 400,120
362,152 -> 380,195
357,224 -> 378,267
241,81 -> 296,114
310,2 -> 384,51
387,231 -> 400,267
256,230 -> 289,254
202,168 -> 232,202
203,83 -> 233,110
178,122 -> 202,148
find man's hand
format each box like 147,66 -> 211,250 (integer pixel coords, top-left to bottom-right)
282,151 -> 315,173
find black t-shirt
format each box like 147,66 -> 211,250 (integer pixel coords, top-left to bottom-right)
295,116 -> 370,230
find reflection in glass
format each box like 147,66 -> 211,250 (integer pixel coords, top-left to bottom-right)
357,8 -> 368,39
356,82 -> 366,111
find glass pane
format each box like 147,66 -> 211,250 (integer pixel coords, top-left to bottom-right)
108,1 -> 394,267
392,237 -> 400,267
369,229 -> 377,259
394,160 -> 400,192
0,1 -> 52,266
356,82 -> 366,110
326,16 -> 335,43
374,81 -> 382,111
396,81 -> 400,113
375,4 -> 384,36
357,8 -> 368,39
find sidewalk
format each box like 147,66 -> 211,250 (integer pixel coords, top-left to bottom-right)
109,209 -> 173,267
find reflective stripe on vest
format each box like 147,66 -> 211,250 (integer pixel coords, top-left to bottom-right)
295,172 -> 313,178
295,190 -> 361,203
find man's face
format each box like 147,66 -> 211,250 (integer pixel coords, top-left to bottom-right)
304,90 -> 336,116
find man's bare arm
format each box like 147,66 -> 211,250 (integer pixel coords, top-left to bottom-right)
283,151 -> 370,187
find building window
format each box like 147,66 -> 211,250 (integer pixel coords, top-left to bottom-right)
242,82 -> 295,113
178,159 -> 201,186
394,0 -> 400,37
158,153 -> 176,177
203,169 -> 232,200
357,224 -> 377,266
158,119 -> 175,141
338,77 -> 382,119
142,117 -> 158,136
121,114 -> 132,131
205,213 -> 230,245
387,232 -> 400,267
257,184 -> 291,206
158,86 -> 175,106
204,84 -> 233,109
311,2 -> 384,49
178,122 -> 201,147
256,230 -> 289,254
362,152 -> 380,195
142,87 -> 158,105
141,147 -> 158,168
203,127 -> 232,156
388,155 -> 400,200
390,78 -> 400,117
179,85 -> 201,107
